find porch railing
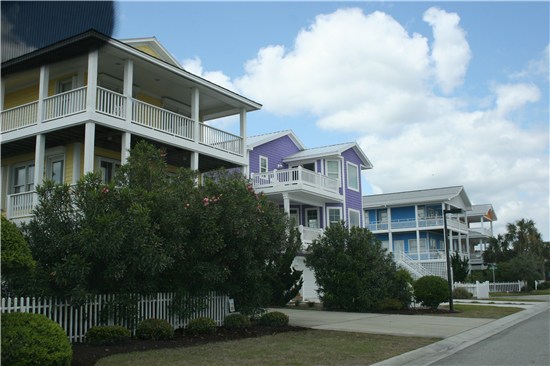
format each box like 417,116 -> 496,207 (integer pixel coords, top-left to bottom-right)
2,86 -> 244,156
43,87 -> 87,121
7,191 -> 36,219
251,167 -> 340,194
96,87 -> 126,119
200,124 -> 242,155
1,101 -> 38,132
297,225 -> 323,244
132,99 -> 195,140
368,216 -> 468,231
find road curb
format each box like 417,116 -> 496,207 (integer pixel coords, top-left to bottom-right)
371,301 -> 549,366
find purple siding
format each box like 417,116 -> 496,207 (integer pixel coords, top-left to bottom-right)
342,147 -> 364,226
249,135 -> 301,174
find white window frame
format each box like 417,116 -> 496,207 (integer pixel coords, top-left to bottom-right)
348,208 -> 361,228
325,160 -> 340,183
409,239 -> 418,254
394,240 -> 405,254
56,76 -> 76,94
97,156 -> 121,184
259,155 -> 268,173
346,161 -> 360,191
327,207 -> 342,226
46,153 -> 65,185
305,208 -> 319,229
11,162 -> 35,194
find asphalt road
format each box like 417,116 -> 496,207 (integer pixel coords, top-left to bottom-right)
432,308 -> 550,366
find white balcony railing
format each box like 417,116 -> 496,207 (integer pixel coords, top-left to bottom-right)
96,87 -> 126,119
43,87 -> 87,121
366,222 -> 389,231
251,167 -> 340,194
2,86 -> 245,156
1,101 -> 38,132
200,124 -> 242,155
7,191 -> 37,219
132,99 -> 195,141
469,226 -> 492,237
298,225 -> 323,244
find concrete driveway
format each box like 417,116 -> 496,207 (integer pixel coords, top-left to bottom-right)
273,308 -> 493,338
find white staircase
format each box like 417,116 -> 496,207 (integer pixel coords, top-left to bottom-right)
394,252 -> 447,280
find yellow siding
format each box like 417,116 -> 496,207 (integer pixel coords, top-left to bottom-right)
136,92 -> 162,107
135,45 -> 161,59
1,153 -> 36,166
3,85 -> 39,109
94,148 -> 121,169
65,144 -> 74,183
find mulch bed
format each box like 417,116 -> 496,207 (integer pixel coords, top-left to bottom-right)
71,325 -> 306,366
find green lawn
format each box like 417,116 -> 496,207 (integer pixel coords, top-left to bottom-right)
96,304 -> 523,365
96,330 -> 440,366
439,304 -> 523,318
491,289 -> 550,297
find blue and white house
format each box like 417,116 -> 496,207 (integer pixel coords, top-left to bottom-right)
363,186 -> 473,279
467,204 -> 498,271
248,130 -> 373,301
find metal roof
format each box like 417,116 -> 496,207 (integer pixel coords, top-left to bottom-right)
283,142 -> 373,169
467,204 -> 497,221
247,130 -> 306,150
363,186 -> 472,210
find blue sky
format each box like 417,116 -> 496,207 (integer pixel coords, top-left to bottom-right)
115,1 -> 549,240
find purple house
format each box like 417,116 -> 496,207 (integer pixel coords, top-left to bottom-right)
247,130 -> 373,301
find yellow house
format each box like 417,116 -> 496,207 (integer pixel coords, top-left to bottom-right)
1,30 -> 261,223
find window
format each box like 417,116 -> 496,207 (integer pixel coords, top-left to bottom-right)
57,77 -> 74,94
289,209 -> 299,226
306,208 -> 319,229
12,163 -> 35,193
326,160 -> 339,181
394,240 -> 405,253
346,162 -> 359,191
377,210 -> 388,223
46,154 -> 65,184
381,241 -> 390,252
327,207 -> 342,226
417,206 -> 425,218
348,209 -> 360,227
409,239 -> 418,253
302,162 -> 315,172
99,158 -> 121,183
259,156 -> 268,173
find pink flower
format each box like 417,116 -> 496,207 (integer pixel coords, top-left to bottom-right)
101,187 -> 109,194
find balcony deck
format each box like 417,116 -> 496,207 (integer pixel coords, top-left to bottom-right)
1,87 -> 243,156
367,216 -> 469,232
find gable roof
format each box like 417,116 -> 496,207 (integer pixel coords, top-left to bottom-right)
120,37 -> 181,68
468,204 -> 498,221
247,130 -> 306,150
283,142 -> 373,170
363,186 -> 472,210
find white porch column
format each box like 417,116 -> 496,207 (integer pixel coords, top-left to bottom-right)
86,49 -> 99,113
1,78 -> 4,110
83,122 -> 95,173
240,107 -> 247,155
34,134 -> 46,186
190,151 -> 199,171
121,132 -> 131,165
282,193 -> 290,216
37,65 -> 49,124
191,87 -> 200,142
72,143 -> 82,183
123,58 -> 133,124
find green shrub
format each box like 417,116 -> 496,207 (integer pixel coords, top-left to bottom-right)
258,311 -> 289,327
1,312 -> 72,366
453,287 -> 474,299
307,301 -> 315,308
223,314 -> 251,330
186,317 -> 217,335
86,325 -> 131,345
136,318 -> 174,340
413,275 -> 449,310
378,298 -> 403,311
537,281 -> 550,290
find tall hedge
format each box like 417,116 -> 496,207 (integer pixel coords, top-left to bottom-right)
1,216 -> 35,296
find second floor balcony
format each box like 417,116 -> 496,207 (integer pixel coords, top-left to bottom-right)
251,167 -> 342,204
367,216 -> 469,232
1,86 -> 243,156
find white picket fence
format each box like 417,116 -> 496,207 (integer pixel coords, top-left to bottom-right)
489,281 -> 525,293
1,292 -> 230,343
454,281 -> 490,299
